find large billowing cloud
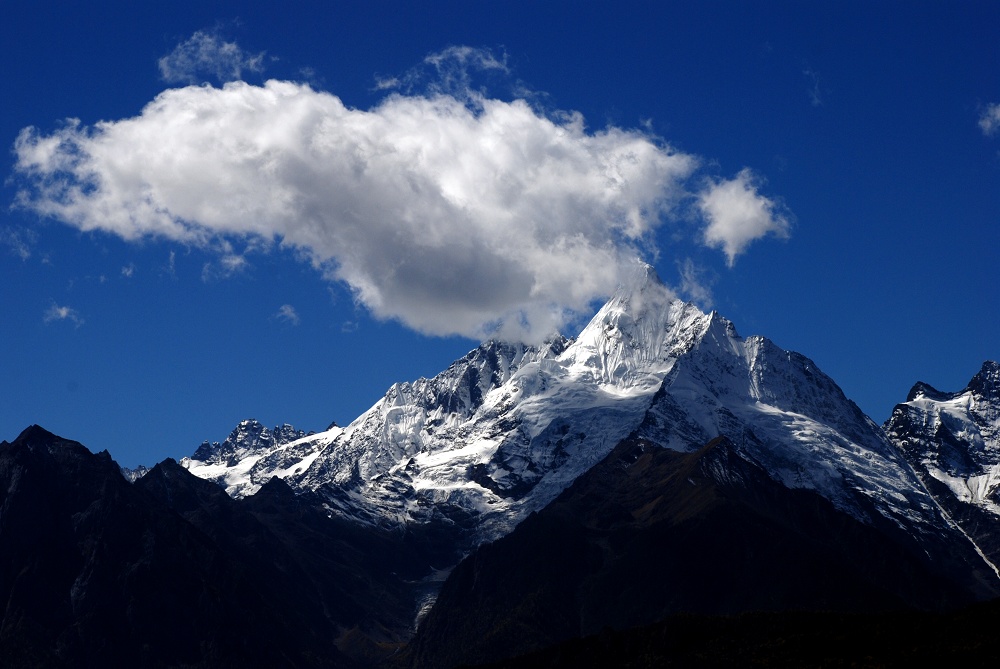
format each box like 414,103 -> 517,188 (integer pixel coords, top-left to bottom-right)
13,46 -> 789,342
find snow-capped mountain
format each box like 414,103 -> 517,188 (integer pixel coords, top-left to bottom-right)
886,361 -> 1000,562
181,263 -> 990,571
181,420 -> 311,489
182,265 -> 713,543
633,311 -> 951,541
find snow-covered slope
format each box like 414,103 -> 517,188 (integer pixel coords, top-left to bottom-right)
635,314 -> 948,539
180,265 -> 987,562
886,361 -> 1000,518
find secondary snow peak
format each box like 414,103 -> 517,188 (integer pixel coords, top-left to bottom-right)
969,360 -> 1000,399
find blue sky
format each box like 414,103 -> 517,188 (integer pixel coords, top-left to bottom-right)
2,2 -> 998,468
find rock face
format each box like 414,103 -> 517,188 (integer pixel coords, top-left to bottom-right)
886,360 -> 1000,566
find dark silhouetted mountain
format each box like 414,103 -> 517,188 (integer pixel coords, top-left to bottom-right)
407,433 -> 998,668
0,425 -> 354,668
475,599 -> 1000,668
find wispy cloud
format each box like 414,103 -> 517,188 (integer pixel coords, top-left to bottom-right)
275,304 -> 300,326
378,45 -> 510,98
0,227 -> 34,260
121,262 -> 136,278
13,46 -> 790,343
979,103 -> 1000,137
201,253 -> 248,282
803,67 -> 823,107
43,303 -> 84,327
697,168 -> 791,267
158,30 -> 265,85
677,258 -> 715,308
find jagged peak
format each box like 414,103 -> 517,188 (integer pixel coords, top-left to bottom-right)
906,381 -> 951,403
903,361 -> 1000,404
703,309 -> 741,342
968,360 -> 1000,399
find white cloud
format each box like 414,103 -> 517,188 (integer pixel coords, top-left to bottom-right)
43,303 -> 84,327
275,304 -> 300,326
979,103 -> 1000,136
14,77 -> 699,342
158,31 -> 265,85
121,262 -> 135,277
697,168 -> 791,267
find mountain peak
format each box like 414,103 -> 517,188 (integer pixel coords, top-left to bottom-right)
968,360 -> 1000,399
13,424 -> 59,445
566,267 -> 708,390
905,381 -> 952,403
610,259 -> 670,305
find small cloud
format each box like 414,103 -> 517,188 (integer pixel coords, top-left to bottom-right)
373,75 -> 401,91
677,258 -> 715,308
220,253 -> 247,272
201,253 -> 248,282
43,303 -> 84,327
275,304 -> 300,326
298,66 -> 320,85
979,103 -> 1000,136
341,320 -> 359,333
121,262 -> 136,278
698,168 -> 791,267
158,30 -> 265,85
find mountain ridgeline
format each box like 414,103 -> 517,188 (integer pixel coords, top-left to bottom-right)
3,265 -> 999,667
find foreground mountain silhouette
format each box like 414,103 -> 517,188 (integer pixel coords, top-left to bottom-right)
0,425 -> 429,667
408,435 -> 996,667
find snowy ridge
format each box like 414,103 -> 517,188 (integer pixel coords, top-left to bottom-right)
182,267 -> 712,541
638,316 -> 943,535
181,420 -> 315,494
180,263 -> 969,552
886,361 -> 1000,516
